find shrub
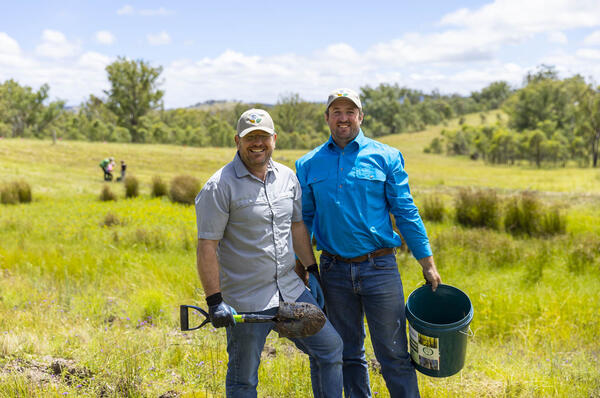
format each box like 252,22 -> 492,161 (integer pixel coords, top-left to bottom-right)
0,183 -> 19,205
124,176 -> 139,198
455,188 -> 500,229
13,180 -> 32,203
169,175 -> 200,205
421,195 -> 445,222
100,185 -> 117,201
151,176 -> 168,198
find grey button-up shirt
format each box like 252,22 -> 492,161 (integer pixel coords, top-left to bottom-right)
195,153 -> 306,312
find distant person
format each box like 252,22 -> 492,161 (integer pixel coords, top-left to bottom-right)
296,88 -> 442,398
195,108 -> 342,397
116,160 -> 127,182
99,157 -> 115,181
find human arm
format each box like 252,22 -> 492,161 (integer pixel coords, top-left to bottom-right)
291,221 -> 317,285
418,255 -> 441,291
196,238 -> 235,327
196,238 -> 221,296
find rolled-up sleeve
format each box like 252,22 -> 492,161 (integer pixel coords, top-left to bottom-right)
195,180 -> 229,240
385,151 -> 432,259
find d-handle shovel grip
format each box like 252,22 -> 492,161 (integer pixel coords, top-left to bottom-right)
180,305 -> 278,331
180,305 -> 211,331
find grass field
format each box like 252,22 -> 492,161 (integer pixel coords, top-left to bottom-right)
1,113 -> 599,397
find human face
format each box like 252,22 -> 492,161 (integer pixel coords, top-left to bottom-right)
235,130 -> 276,175
325,98 -> 363,148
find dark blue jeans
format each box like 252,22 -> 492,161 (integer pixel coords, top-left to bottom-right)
225,289 -> 343,397
320,252 -> 419,398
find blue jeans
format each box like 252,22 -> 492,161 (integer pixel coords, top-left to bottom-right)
320,253 -> 419,398
225,289 -> 343,397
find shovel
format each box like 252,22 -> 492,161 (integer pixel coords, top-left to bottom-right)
180,301 -> 326,338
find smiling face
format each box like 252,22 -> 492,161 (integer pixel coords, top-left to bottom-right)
325,98 -> 363,148
235,130 -> 276,178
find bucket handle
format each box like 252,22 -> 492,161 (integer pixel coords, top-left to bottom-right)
459,327 -> 474,337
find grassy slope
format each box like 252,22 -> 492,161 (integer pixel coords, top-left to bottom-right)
1,114 -> 599,397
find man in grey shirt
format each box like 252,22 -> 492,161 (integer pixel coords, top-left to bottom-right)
195,108 -> 343,398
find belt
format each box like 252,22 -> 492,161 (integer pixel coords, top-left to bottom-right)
321,248 -> 396,263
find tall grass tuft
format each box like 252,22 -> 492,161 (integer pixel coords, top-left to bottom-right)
102,212 -> 121,227
420,195 -> 445,222
455,188 -> 500,229
151,175 -> 168,198
504,192 -> 541,236
0,183 -> 19,205
100,185 -> 117,202
504,192 -> 566,237
540,206 -> 566,236
1,180 -> 32,204
123,176 -> 139,198
169,175 -> 200,205
14,180 -> 32,203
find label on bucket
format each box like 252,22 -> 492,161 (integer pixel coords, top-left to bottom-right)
409,324 -> 440,371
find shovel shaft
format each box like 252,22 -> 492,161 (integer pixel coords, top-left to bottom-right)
233,314 -> 277,323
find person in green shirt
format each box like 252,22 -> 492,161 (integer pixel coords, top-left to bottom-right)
99,157 -> 115,181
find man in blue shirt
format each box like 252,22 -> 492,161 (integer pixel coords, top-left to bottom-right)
296,88 -> 442,398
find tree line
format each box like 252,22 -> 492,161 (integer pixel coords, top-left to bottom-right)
0,57 -> 510,150
2,59 -> 597,167
426,66 -> 600,167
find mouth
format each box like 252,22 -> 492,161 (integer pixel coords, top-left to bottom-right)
249,148 -> 265,153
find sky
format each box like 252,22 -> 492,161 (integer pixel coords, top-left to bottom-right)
2,0 -> 600,108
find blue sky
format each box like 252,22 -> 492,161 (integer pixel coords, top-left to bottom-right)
2,0 -> 600,108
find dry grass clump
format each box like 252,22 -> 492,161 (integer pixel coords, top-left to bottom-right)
100,185 -> 117,202
1,180 -> 32,204
150,176 -> 168,198
123,176 -> 139,198
420,195 -> 445,222
455,188 -> 500,229
169,175 -> 200,205
504,192 -> 566,237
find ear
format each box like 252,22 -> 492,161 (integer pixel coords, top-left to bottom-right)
234,135 -> 240,146
358,111 -> 364,125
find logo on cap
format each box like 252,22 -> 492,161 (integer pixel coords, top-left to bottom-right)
336,92 -> 349,97
248,114 -> 262,124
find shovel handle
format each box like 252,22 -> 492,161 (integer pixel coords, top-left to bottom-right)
180,305 -> 211,331
233,314 -> 276,323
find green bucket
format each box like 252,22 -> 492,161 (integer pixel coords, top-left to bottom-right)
405,284 -> 473,377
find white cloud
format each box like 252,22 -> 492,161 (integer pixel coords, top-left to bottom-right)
95,31 -> 115,45
117,5 -> 134,15
34,29 -> 80,59
117,5 -> 173,16
440,0 -> 600,32
583,30 -> 600,45
576,48 -> 600,59
147,31 -> 171,46
0,32 -> 21,55
547,31 -> 568,44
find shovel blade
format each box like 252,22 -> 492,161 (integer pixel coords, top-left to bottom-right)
274,302 -> 326,339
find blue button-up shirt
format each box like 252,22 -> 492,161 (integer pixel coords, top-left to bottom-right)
295,130 -> 432,259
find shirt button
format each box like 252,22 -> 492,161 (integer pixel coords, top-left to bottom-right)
339,185 -> 342,188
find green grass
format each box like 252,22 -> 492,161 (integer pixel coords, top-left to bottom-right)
1,115 -> 599,397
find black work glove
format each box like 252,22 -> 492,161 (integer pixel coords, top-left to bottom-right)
206,292 -> 236,328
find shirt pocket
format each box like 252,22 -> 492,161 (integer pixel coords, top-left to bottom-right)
355,167 -> 386,182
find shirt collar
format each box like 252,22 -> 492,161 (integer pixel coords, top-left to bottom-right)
326,129 -> 367,152
233,152 -> 277,179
